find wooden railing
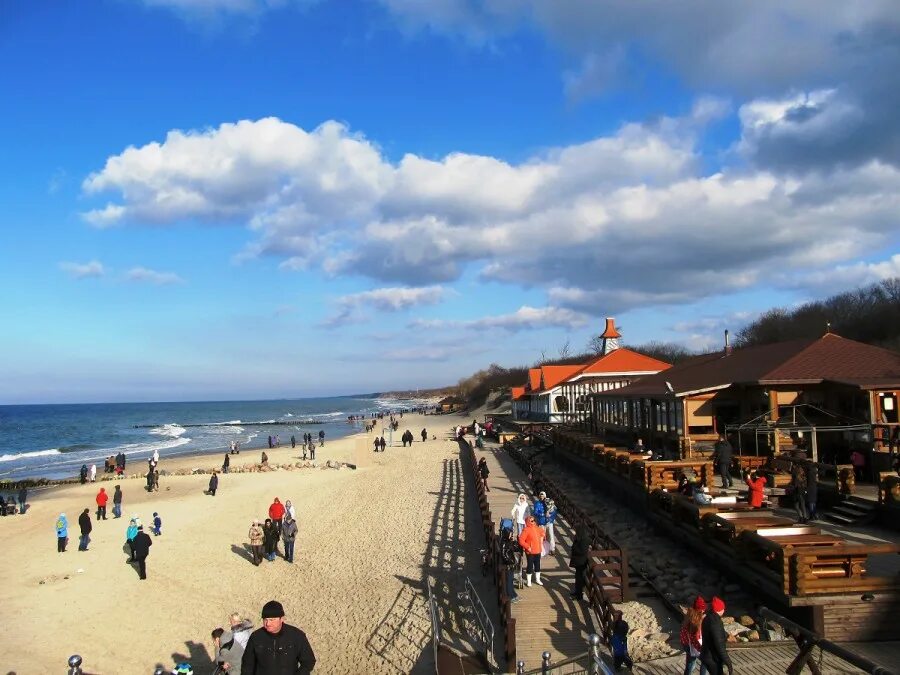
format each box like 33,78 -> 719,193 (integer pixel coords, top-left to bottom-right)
463,438 -> 517,671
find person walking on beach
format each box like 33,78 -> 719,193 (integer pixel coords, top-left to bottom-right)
152,512 -> 162,536
518,516 -> 545,586
126,517 -> 139,561
112,485 -> 123,518
56,513 -> 68,552
131,524 -> 152,580
249,520 -> 264,566
89,464 -> 97,483
152,468 -> 160,492
291,435 -> 296,449
282,515 -> 298,563
569,521 -> 590,600
373,437 -> 379,453
421,428 -> 427,443
230,613 -> 254,649
379,436 -> 386,452
17,484 -> 27,514
309,439 -> 315,460
284,500 -> 296,521
680,597 -> 707,675
78,508 -> 92,551
241,600 -> 316,675
268,498 -> 285,537
96,487 -> 109,521
701,597 -> 733,675
263,519 -> 279,562
208,471 -> 219,496
261,451 -> 269,466
478,457 -> 490,491
319,430 -> 325,447
223,453 -> 231,474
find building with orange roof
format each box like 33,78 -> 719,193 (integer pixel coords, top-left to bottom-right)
589,331 -> 900,469
511,318 -> 671,424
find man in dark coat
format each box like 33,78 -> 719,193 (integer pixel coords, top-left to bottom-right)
131,525 -> 153,580
78,508 -> 93,551
17,485 -> 27,514
242,600 -> 316,674
713,435 -> 733,488
208,471 -> 219,496
569,522 -> 590,600
701,596 -> 733,675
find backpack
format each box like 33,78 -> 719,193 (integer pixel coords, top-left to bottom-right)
499,517 -> 513,534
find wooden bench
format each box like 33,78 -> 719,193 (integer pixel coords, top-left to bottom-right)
643,460 -> 714,491
672,494 -> 762,529
702,512 -> 794,547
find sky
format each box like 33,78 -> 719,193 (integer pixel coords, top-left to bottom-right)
2,1 -> 900,404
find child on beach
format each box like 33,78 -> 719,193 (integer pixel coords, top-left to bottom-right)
151,512 -> 162,536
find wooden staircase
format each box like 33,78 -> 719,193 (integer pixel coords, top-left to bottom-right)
823,496 -> 878,526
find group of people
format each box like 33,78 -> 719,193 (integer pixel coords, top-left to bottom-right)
399,429 -> 422,446
680,595 -> 734,675
103,452 -> 128,476
372,436 -> 387,452
210,601 -> 315,674
248,497 -> 299,565
0,484 -> 27,516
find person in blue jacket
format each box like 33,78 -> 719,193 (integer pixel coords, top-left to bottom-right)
532,491 -> 558,552
55,513 -> 68,552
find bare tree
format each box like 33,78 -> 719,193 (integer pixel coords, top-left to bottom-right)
558,338 -> 571,359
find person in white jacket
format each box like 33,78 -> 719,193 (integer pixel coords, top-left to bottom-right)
511,493 -> 530,537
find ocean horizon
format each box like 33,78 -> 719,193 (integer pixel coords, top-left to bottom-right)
0,395 -> 430,482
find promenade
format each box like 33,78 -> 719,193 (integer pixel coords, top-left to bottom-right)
472,442 -> 596,669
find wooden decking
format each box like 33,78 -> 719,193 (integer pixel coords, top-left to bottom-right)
475,445 -> 596,669
632,643 -> 879,674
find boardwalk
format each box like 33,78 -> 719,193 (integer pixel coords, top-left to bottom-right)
632,643 -> 875,674
474,443 -> 596,669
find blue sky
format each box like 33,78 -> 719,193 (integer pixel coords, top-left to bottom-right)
2,1 -> 900,404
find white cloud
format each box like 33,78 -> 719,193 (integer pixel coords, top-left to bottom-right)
125,267 -> 184,285
83,112 -> 900,317
323,285 -> 447,326
410,306 -> 590,332
59,260 -> 105,279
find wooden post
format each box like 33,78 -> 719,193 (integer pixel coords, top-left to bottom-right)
811,427 -> 818,464
769,390 -> 780,454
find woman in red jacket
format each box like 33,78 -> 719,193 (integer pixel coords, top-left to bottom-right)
517,516 -> 546,587
745,470 -> 767,508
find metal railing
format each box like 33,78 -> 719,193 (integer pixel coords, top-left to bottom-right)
757,606 -> 897,675
463,576 -> 496,670
428,579 -> 442,672
513,634 -> 613,675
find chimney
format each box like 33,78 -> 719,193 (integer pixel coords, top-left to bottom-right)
724,329 -> 732,356
600,317 -> 622,356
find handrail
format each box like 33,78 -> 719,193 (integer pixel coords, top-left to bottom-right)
465,576 -> 496,670
757,606 -> 897,675
514,634 -> 612,675
428,579 -> 441,672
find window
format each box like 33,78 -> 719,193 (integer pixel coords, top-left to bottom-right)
555,395 -> 570,412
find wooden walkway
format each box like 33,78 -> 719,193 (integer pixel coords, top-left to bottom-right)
632,643 -> 870,674
475,443 -> 596,669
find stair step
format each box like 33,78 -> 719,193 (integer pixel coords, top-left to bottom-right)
825,513 -> 855,525
831,505 -> 871,517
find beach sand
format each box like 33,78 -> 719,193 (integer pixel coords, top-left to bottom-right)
0,413 -> 492,674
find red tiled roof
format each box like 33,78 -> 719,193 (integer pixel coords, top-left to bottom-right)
511,386 -> 526,401
577,348 -> 671,375
541,365 -> 585,390
527,368 -> 542,392
596,334 -> 900,398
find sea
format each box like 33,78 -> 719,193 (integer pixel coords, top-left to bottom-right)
0,396 -> 426,482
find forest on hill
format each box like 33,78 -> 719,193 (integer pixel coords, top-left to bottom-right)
453,277 -> 900,409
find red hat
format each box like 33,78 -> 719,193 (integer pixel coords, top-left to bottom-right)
711,596 -> 726,613
692,596 -> 707,611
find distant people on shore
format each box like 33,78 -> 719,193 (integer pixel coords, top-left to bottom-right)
223,453 -> 230,473
56,512 -> 68,552
89,463 -> 97,482
113,485 -> 123,518
80,464 -> 89,484
291,434 -> 296,449
379,436 -> 386,452
421,428 -> 427,443
78,508 -> 92,551
261,451 -> 269,466
17,484 -> 27,514
319,430 -> 325,447
401,430 -> 414,446
241,600 -> 316,675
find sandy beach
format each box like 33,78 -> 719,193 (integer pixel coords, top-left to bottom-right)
0,413 -> 491,674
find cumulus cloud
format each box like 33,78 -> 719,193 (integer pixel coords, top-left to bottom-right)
83,111 -> 900,317
323,285 -> 447,326
60,260 -> 105,279
410,306 -> 590,332
125,267 -> 184,285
